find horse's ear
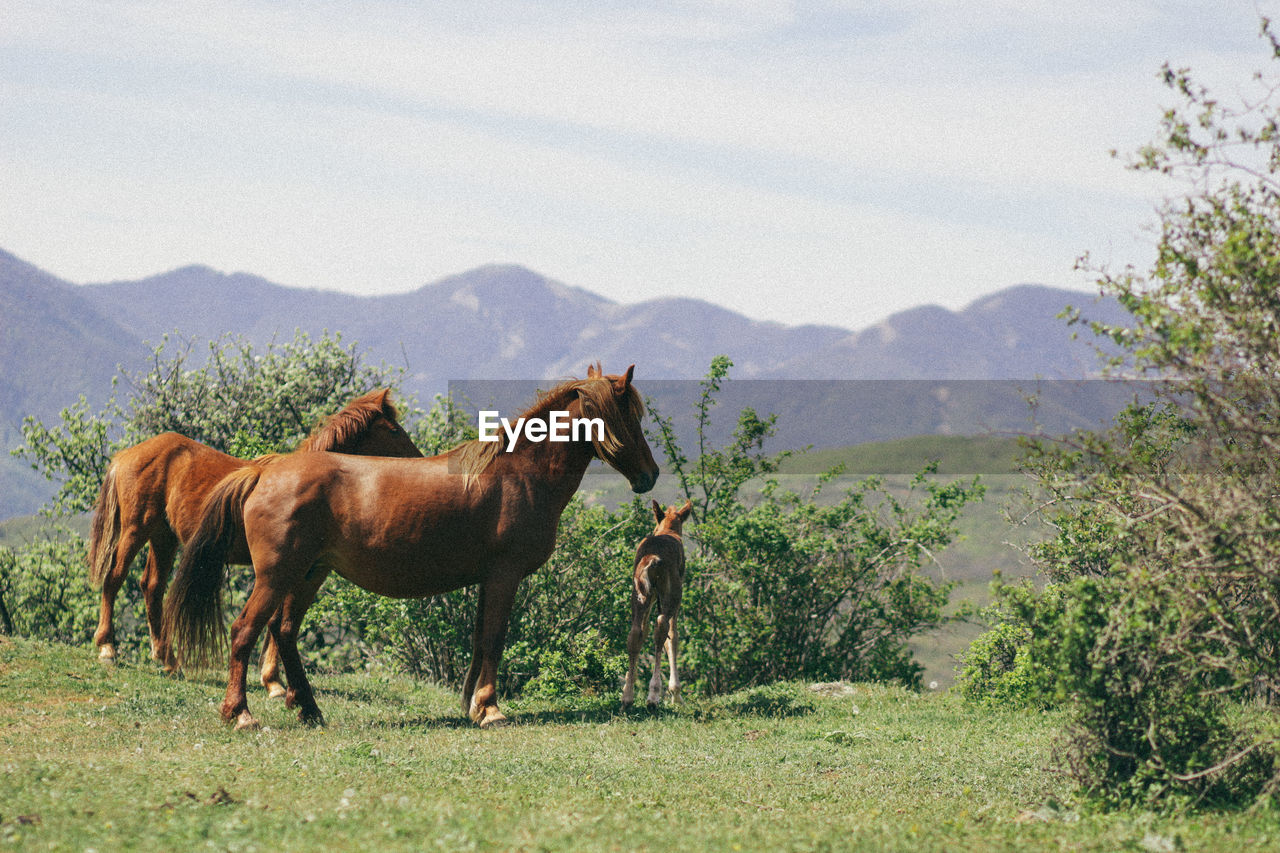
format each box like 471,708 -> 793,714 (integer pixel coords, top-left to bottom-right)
614,364 -> 635,393
587,363 -> 602,379
676,499 -> 693,522
652,499 -> 663,523
374,388 -> 392,409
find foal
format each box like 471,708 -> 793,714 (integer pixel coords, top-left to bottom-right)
623,499 -> 692,708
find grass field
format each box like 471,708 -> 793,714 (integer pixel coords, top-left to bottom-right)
3,637 -> 1277,852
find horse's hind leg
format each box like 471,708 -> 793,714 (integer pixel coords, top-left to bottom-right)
622,594 -> 651,709
647,611 -> 672,708
259,629 -> 286,699
268,570 -> 329,726
93,526 -> 147,663
140,529 -> 179,672
664,614 -> 681,703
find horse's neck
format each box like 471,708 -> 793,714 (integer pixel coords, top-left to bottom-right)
495,399 -> 597,504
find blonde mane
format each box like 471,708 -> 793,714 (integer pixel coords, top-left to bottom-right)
450,373 -> 644,488
298,389 -> 398,452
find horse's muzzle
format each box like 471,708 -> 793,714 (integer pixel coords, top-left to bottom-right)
630,470 -> 658,494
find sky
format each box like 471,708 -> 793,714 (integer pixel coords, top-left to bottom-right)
3,1 -> 1277,331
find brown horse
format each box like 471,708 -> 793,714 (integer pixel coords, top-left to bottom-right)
88,388 -> 422,689
622,499 -> 692,709
164,365 -> 658,730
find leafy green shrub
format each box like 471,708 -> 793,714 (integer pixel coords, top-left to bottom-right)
519,630 -> 628,700
1044,577 -> 1275,807
0,530 -> 144,651
957,581 -> 1059,709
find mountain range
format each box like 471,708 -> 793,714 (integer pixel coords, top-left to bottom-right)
1,247 -> 1132,518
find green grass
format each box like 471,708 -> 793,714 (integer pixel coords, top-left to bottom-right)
3,638 -> 1278,851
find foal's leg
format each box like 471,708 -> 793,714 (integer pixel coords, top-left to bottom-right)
222,581 -> 286,731
647,611 -> 672,708
268,570 -> 329,726
93,524 -> 147,662
140,529 -> 179,672
622,594 -> 652,708
664,613 -> 681,702
466,575 -> 521,728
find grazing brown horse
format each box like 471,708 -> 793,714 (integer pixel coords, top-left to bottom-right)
88,388 -> 422,689
622,499 -> 692,709
164,365 -> 659,730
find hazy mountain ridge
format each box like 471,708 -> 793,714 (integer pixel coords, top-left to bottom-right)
1,248 -> 1128,518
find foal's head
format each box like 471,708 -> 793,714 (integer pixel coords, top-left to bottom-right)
651,499 -> 693,537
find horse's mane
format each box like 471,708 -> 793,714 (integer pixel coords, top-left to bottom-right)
450,371 -> 644,488
298,389 -> 397,452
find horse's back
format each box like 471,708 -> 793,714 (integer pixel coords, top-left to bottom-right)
635,532 -> 684,572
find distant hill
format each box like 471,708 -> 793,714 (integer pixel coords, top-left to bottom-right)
1,247 -> 1131,518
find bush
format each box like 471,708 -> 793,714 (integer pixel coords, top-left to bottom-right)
0,530 -> 143,650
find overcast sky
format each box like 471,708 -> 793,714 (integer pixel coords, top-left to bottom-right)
3,1 -> 1276,330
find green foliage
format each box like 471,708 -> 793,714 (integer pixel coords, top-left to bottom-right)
0,530 -> 135,647
14,396 -> 118,516
124,330 -> 400,453
956,584 -> 1054,710
519,630 -> 628,701
1037,576 -> 1273,808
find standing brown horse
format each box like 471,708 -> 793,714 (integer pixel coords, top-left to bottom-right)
164,365 -> 658,729
622,499 -> 692,709
88,388 -> 422,687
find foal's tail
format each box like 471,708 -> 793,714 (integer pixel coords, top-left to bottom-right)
87,464 -> 121,587
162,465 -> 264,670
634,554 -> 660,605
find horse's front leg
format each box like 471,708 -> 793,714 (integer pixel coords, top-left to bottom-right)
269,569 -> 329,726
466,575 -> 520,728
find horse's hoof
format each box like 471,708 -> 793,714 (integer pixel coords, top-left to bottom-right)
97,644 -> 116,663
233,711 -> 261,731
478,711 -> 511,729
298,710 -> 326,728
265,682 -> 287,700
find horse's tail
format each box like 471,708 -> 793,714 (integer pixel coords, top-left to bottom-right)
87,463 -> 120,588
162,465 -> 264,670
634,554 -> 660,605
